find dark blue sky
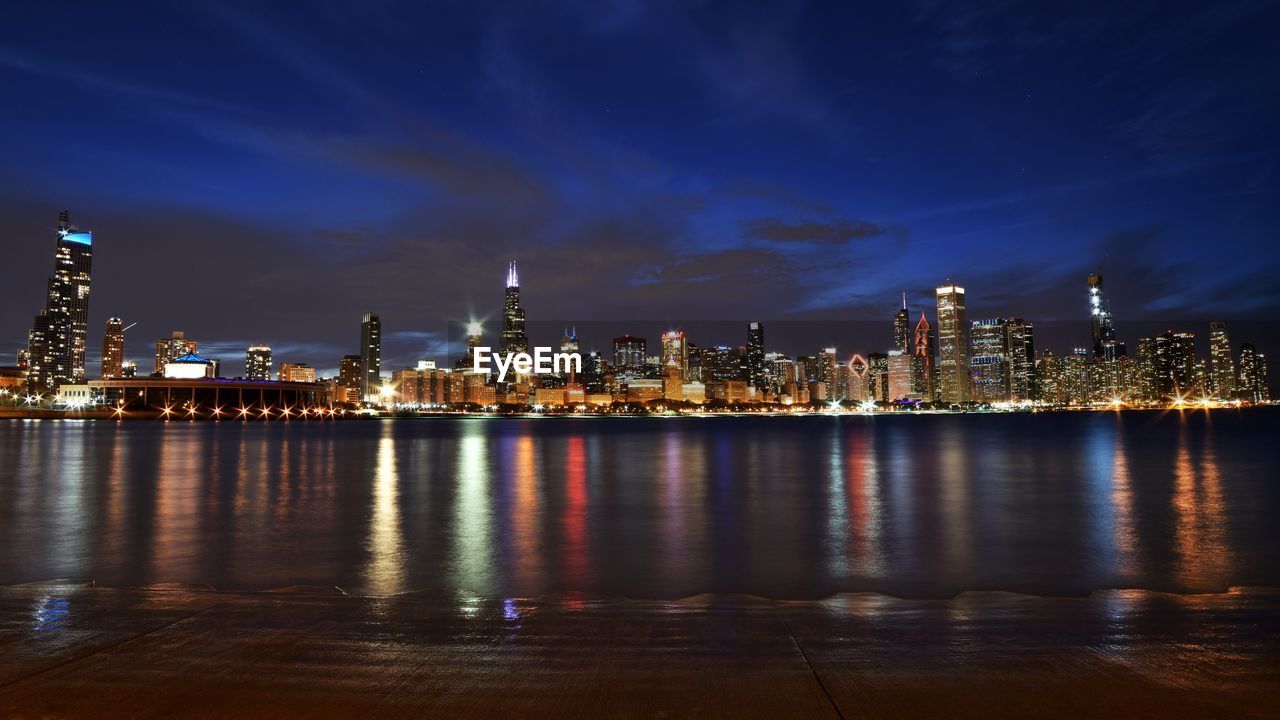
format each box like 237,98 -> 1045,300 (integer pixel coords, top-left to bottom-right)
2,1 -> 1278,374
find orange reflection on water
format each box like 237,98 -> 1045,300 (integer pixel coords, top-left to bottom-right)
562,435 -> 590,588
510,433 -> 543,588
1171,423 -> 1233,590
848,429 -> 885,578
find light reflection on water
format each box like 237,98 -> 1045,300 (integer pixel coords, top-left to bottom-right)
0,411 -> 1276,598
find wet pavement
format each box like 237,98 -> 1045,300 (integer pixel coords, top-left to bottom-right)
1,582 -> 1277,718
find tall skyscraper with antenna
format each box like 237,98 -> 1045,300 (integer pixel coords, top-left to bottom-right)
893,292 -> 911,353
500,260 -> 529,356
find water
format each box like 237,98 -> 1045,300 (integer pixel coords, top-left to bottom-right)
1,410 -> 1277,598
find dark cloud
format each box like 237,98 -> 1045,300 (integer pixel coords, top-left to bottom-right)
743,217 -> 887,245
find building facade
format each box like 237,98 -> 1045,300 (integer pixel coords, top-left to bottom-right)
245,345 -> 273,381
1209,321 -> 1235,399
360,312 -> 382,399
26,211 -> 94,393
154,331 -> 197,375
935,284 -> 969,404
101,317 -> 125,379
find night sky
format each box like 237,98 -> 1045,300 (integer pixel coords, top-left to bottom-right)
3,1 -> 1278,375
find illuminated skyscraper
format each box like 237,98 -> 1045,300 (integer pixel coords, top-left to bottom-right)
935,283 -> 969,404
613,335 -> 646,373
361,313 -> 382,399
26,211 -> 94,393
1006,318 -> 1035,402
101,317 -> 125,379
500,261 -> 528,356
1238,343 -> 1269,402
245,344 -> 273,381
1153,330 -> 1198,399
847,354 -> 869,402
867,352 -> 889,402
969,318 -> 1010,403
819,347 -> 839,399
1088,271 -> 1125,361
911,312 -> 935,400
746,322 -> 766,389
661,331 -> 688,377
338,354 -> 363,403
154,331 -> 197,375
1209,321 -> 1235,399
887,350 -> 913,401
561,328 -> 581,382
893,293 -> 910,353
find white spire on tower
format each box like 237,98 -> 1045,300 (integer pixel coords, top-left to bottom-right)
506,260 -> 519,288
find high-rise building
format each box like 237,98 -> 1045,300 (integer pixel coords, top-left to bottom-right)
500,261 -> 529,357
887,350 -> 914,401
1209,321 -> 1235,399
935,283 -> 969,404
245,344 -> 273,381
101,317 -> 125,379
26,211 -> 94,393
969,318 -> 1010,403
1062,349 -> 1091,404
1005,318 -> 1035,402
338,354 -> 363,403
911,312 -> 935,401
1036,351 -> 1063,404
847,354 -> 869,403
893,293 -> 911,354
360,313 -> 381,399
1135,336 -> 1158,402
746,322 -> 766,389
1152,330 -> 1198,399
1238,343 -> 1269,403
867,352 -> 889,402
154,331 -> 197,375
661,331 -> 688,378
819,347 -> 839,399
1087,271 -> 1125,361
613,335 -> 647,373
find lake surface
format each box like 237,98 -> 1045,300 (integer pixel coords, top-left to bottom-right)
1,410 -> 1277,598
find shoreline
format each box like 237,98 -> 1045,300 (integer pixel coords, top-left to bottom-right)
0,403 -> 1273,421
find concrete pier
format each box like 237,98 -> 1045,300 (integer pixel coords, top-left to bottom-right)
1,582 -> 1276,718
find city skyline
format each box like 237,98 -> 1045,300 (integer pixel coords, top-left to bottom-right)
6,223 -> 1270,409
2,3 -> 1279,379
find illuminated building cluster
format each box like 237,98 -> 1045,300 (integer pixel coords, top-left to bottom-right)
4,215 -> 1274,416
